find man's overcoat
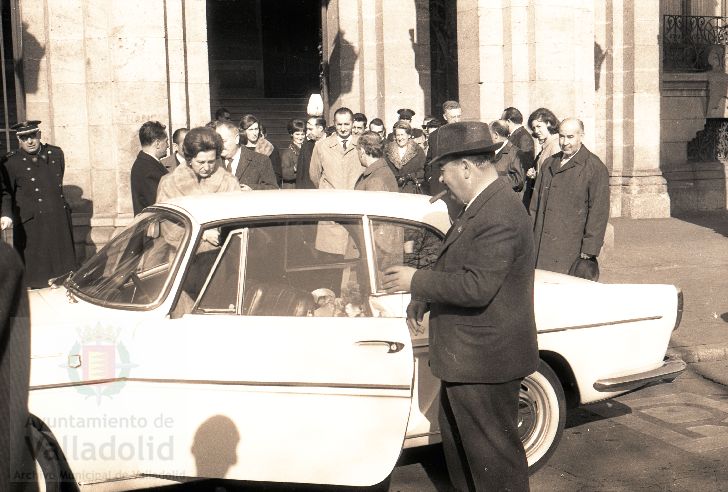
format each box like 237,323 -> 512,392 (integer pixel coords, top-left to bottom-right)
411,178 -> 539,383
529,145 -> 610,274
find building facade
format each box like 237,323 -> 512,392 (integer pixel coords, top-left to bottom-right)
0,0 -> 725,256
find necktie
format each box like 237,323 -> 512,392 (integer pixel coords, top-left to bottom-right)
342,139 -> 348,151
225,158 -> 232,172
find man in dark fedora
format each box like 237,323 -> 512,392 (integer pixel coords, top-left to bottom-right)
382,122 -> 538,491
0,120 -> 76,288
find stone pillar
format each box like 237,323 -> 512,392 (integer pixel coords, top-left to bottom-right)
457,0 -> 595,134
324,0 -> 431,128
20,0 -> 211,255
604,1 -> 670,218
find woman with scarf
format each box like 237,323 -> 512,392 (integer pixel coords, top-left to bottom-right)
384,120 -> 426,194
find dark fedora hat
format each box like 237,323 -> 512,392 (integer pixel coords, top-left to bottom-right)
428,121 -> 501,167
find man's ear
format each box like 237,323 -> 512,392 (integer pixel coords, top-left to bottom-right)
461,159 -> 472,177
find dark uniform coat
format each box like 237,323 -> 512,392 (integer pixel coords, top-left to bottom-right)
130,150 -> 167,215
0,143 -> 76,288
236,146 -> 278,190
411,177 -> 539,384
529,145 -> 610,274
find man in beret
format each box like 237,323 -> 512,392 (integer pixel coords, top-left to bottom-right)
382,122 -> 538,491
0,120 -> 76,288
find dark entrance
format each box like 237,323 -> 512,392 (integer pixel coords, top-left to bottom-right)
260,0 -> 321,98
206,0 -> 321,148
206,0 -> 320,99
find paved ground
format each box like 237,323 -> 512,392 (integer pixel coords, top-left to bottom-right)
599,211 -> 728,362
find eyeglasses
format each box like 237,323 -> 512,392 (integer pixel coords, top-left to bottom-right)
18,132 -> 40,141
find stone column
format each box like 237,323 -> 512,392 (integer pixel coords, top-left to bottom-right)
20,0 -> 211,255
324,0 -> 431,128
457,0 -> 596,136
603,1 -> 670,218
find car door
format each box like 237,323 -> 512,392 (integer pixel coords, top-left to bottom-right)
128,218 -> 414,487
364,216 -> 444,447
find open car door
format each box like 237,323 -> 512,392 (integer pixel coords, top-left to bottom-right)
129,220 -> 415,487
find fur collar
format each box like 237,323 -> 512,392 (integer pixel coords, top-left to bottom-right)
385,140 -> 419,169
255,138 -> 274,156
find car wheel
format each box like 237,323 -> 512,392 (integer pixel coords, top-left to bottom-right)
27,415 -> 79,492
519,360 -> 566,474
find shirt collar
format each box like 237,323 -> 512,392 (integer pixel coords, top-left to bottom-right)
142,149 -> 160,162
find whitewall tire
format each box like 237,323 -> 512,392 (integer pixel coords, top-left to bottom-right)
519,360 -> 566,473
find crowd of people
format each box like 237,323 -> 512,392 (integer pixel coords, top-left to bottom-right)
0,100 -> 610,289
0,100 -> 611,491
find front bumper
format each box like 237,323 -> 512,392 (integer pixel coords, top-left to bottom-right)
593,355 -> 687,393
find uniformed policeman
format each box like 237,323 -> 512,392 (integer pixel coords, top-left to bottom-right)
0,120 -> 76,288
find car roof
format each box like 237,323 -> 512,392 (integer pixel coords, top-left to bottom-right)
157,190 -> 452,233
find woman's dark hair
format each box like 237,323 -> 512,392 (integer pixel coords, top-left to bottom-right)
357,131 -> 385,158
287,118 -> 306,135
239,114 -> 260,145
527,107 -> 560,135
182,126 -> 223,161
392,120 -> 412,135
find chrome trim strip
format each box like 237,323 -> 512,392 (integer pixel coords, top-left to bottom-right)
30,377 -> 410,392
538,315 -> 662,334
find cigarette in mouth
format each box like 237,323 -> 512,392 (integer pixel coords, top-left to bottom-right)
429,190 -> 447,203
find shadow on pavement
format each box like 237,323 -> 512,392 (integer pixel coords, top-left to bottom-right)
672,210 -> 728,238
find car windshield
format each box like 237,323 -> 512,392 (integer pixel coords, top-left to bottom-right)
70,210 -> 189,307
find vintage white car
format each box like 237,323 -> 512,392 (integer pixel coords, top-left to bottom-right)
25,190 -> 685,490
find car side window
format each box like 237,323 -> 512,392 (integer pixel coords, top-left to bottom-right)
366,219 -> 443,319
370,219 -> 442,293
240,219 -> 371,317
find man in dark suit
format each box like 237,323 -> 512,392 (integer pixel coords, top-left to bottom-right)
160,127 -> 188,173
382,122 -> 538,491
296,116 -> 326,189
502,106 -> 535,173
490,119 -> 526,192
131,120 -> 169,215
214,121 -> 278,190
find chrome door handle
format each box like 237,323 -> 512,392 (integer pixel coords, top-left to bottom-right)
356,340 -> 405,353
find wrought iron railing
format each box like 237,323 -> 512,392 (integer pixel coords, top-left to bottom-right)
687,119 -> 728,161
663,15 -> 728,72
